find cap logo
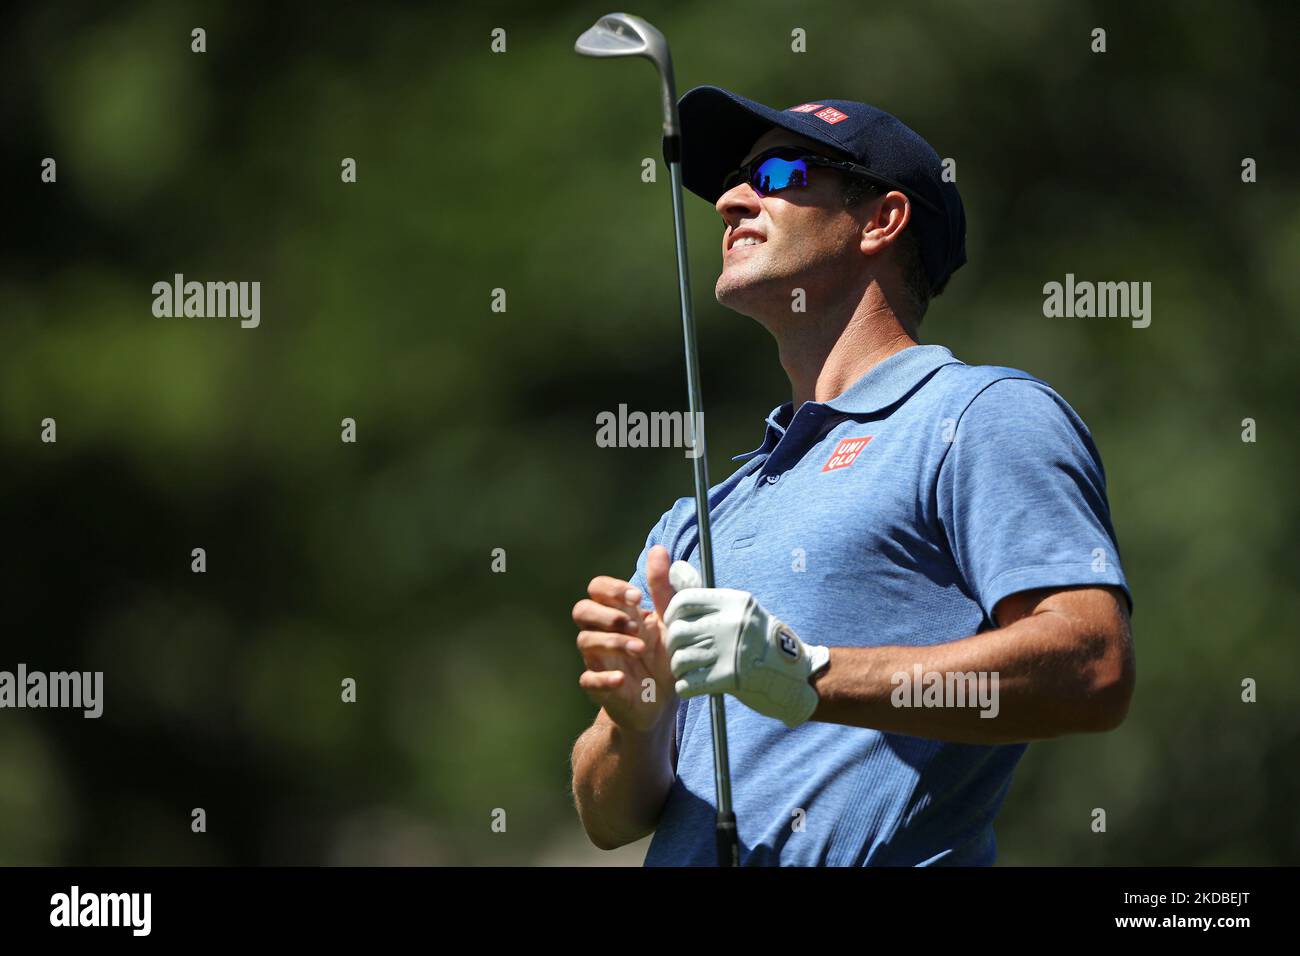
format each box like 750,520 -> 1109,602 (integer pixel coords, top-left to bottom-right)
812,106 -> 849,125
787,103 -> 824,113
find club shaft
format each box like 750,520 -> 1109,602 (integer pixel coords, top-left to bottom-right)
668,156 -> 738,867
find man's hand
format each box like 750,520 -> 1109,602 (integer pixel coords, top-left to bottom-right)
663,562 -> 830,728
573,546 -> 679,733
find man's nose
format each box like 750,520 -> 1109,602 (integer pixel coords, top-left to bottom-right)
716,183 -> 761,224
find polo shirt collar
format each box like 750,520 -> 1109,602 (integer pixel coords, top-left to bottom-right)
731,344 -> 962,461
822,344 -> 962,414
731,401 -> 794,461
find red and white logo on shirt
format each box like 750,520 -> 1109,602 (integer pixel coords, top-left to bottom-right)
822,436 -> 873,472
787,103 -> 824,113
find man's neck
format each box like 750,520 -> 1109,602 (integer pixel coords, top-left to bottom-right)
771,293 -> 918,410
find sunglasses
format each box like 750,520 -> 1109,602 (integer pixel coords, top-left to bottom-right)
722,146 -> 939,213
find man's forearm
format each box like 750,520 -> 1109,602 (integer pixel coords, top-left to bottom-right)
810,610 -> 1133,744
570,708 -> 676,850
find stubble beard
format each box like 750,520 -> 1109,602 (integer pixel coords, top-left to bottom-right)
716,237 -> 844,330
716,240 -> 799,320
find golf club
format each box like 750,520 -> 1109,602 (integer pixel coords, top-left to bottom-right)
575,12 -> 739,868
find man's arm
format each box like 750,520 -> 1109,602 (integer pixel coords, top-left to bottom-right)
570,547 -> 682,850
809,585 -> 1134,744
570,705 -> 675,850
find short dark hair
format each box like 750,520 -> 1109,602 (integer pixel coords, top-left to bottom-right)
840,175 -> 943,325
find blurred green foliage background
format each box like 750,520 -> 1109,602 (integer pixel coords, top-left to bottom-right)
1,0 -> 1297,864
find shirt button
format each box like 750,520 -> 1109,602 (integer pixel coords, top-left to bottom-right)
765,474 -> 779,484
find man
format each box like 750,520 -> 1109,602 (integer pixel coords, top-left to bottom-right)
570,87 -> 1134,865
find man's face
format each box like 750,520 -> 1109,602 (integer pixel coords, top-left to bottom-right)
715,127 -> 872,319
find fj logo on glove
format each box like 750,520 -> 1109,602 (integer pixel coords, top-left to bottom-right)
663,562 -> 830,729
822,435 -> 873,472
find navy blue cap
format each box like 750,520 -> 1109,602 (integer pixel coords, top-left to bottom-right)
678,85 -> 967,293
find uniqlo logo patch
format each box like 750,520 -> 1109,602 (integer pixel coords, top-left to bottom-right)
822,436 -> 873,472
813,106 -> 849,125
787,103 -> 824,113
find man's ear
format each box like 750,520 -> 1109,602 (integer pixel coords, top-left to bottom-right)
859,191 -> 911,258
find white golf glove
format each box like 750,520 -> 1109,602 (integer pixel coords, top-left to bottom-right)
664,561 -> 830,728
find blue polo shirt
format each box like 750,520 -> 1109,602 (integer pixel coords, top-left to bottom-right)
627,344 -> 1130,866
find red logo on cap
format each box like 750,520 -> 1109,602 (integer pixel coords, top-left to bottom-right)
813,107 -> 849,125
787,103 -> 824,113
822,436 -> 873,472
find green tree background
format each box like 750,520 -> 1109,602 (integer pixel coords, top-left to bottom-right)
1,0 -> 1297,864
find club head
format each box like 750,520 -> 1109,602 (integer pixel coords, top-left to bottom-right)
575,13 -> 667,64
574,13 -> 679,137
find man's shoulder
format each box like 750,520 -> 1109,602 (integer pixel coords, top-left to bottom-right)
929,355 -> 1050,397
920,359 -> 1108,475
915,358 -> 1105,456
926,357 -> 1080,420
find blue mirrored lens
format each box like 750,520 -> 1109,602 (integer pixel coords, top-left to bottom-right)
753,156 -> 809,194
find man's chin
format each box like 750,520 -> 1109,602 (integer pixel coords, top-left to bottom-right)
716,269 -> 778,314
714,283 -> 753,315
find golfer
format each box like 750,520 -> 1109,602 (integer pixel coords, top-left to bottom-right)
570,87 -> 1135,866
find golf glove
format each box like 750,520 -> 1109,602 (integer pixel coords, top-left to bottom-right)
664,561 -> 830,728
